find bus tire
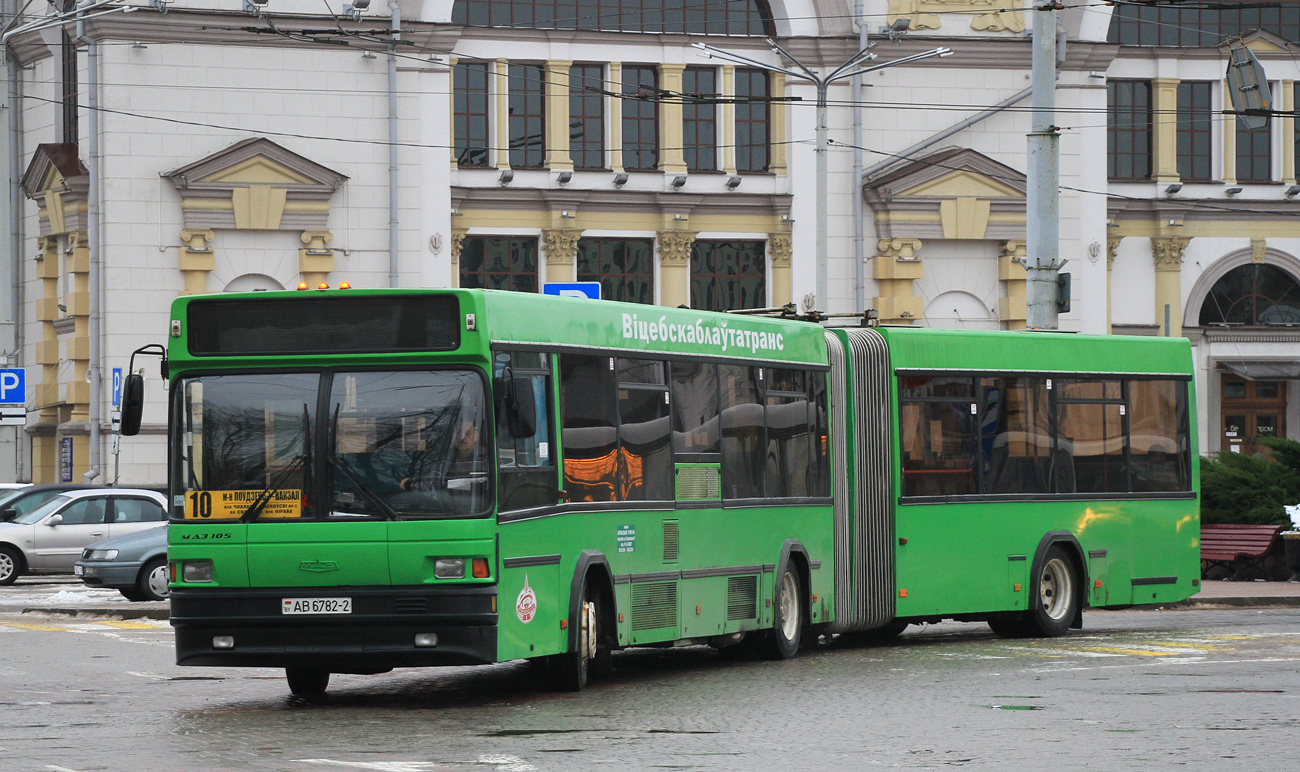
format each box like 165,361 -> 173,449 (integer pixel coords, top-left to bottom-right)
1025,545 -> 1079,637
286,667 -> 330,697
0,546 -> 22,586
550,581 -> 599,692
764,565 -> 804,660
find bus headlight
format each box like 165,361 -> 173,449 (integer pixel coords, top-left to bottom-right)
434,558 -> 465,579
182,560 -> 214,583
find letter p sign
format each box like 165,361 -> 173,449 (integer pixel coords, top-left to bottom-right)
0,369 -> 24,405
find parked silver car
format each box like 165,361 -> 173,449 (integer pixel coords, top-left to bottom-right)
0,488 -> 167,585
76,525 -> 168,601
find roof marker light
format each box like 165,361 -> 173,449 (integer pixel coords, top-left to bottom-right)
318,282 -> 329,290
296,282 -> 309,290
338,281 -> 351,290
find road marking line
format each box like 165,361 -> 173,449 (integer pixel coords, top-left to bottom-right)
89,620 -> 159,630
0,621 -> 67,632
1079,646 -> 1183,656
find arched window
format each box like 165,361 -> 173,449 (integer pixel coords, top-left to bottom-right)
452,0 -> 774,35
1198,264 -> 1300,326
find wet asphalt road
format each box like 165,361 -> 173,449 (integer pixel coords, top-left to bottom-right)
1,592 -> 1298,771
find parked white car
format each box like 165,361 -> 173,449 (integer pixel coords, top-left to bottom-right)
0,488 -> 167,585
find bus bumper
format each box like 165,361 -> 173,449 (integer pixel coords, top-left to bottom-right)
170,584 -> 498,671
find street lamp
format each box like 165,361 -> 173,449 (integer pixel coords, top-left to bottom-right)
693,39 -> 952,312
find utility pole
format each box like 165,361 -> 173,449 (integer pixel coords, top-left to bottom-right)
693,40 -> 950,313
1025,1 -> 1061,329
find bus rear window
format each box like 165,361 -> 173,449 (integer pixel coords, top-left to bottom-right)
187,295 -> 460,356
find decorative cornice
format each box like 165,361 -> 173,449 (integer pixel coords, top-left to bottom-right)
657,231 -> 697,266
542,228 -> 583,265
1152,236 -> 1190,271
1106,235 -> 1122,269
450,228 -> 469,264
878,237 -> 922,259
451,186 -> 791,218
768,233 -> 792,267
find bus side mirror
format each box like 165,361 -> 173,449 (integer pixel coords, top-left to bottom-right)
505,377 -> 536,439
120,373 -> 145,436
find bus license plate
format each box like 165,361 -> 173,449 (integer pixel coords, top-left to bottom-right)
282,597 -> 352,615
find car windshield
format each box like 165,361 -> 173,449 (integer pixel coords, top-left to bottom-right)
173,370 -> 490,520
0,488 -> 26,508
12,494 -> 74,525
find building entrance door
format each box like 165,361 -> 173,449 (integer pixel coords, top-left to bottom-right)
1221,375 -> 1287,455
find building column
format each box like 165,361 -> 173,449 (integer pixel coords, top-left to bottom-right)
31,236 -> 60,484
769,232 -> 793,307
998,239 -> 1027,330
1106,234 -> 1122,334
769,73 -> 787,175
1152,78 -> 1180,184
299,230 -> 335,288
1223,81 -> 1237,184
449,57 -> 459,167
872,238 -> 924,324
34,236 -> 59,420
545,61 -> 573,171
450,228 -> 468,288
659,64 -> 687,175
658,230 -> 697,308
1152,236 -> 1188,337
495,58 -> 510,170
543,228 -> 582,283
67,230 -> 90,423
1283,81 -> 1295,185
609,63 -> 623,173
721,66 -> 737,175
179,229 -> 214,296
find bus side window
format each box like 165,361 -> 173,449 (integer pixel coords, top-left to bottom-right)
617,358 -> 672,501
495,350 -> 556,512
560,354 -> 619,502
719,365 -> 765,499
899,375 -> 977,497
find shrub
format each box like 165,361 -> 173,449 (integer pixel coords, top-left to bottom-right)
1200,436 -> 1300,526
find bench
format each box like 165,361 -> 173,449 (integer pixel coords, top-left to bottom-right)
1200,523 -> 1286,580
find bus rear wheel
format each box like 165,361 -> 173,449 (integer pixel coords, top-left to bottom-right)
286,667 -> 330,697
989,545 -> 1079,638
763,566 -> 804,660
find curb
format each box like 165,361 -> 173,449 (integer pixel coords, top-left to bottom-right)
14,605 -> 169,621
1163,596 -> 1300,609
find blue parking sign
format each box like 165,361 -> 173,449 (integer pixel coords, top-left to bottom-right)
111,368 -> 123,407
0,369 -> 24,404
543,282 -> 602,300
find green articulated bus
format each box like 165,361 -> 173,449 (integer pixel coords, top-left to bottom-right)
120,288 -> 1199,697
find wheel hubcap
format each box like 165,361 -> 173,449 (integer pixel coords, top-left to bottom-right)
0,554 -> 12,581
1040,558 -> 1072,620
777,572 -> 799,640
580,599 -> 596,665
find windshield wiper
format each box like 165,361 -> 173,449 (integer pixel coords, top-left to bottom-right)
239,453 -> 306,523
327,404 -> 402,521
328,455 -> 403,521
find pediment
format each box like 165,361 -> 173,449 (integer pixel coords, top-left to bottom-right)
900,170 -> 1022,198
1226,29 -> 1300,57
864,147 -> 1026,199
21,143 -> 87,199
163,137 -> 347,194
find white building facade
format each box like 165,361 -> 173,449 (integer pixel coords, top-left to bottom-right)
0,0 -> 1294,482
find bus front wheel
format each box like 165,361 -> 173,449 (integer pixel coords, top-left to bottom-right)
286,667 -> 330,698
764,566 -> 804,660
550,583 -> 600,691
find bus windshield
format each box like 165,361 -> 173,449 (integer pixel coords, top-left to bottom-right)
173,370 -> 491,521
